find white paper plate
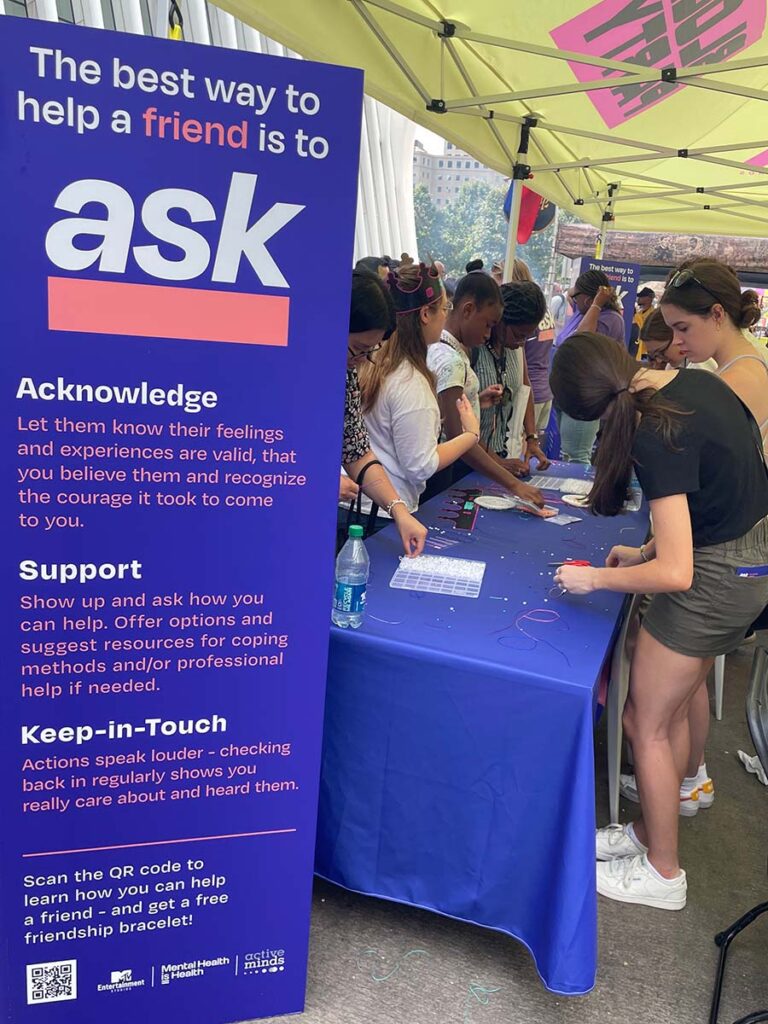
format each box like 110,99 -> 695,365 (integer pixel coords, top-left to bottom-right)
562,494 -> 590,508
474,494 -> 517,510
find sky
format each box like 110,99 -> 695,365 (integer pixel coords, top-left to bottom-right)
414,123 -> 445,154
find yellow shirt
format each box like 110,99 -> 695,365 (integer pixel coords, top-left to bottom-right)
633,305 -> 655,357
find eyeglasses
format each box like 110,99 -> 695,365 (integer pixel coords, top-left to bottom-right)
668,268 -> 721,305
348,342 -> 384,363
645,339 -> 673,366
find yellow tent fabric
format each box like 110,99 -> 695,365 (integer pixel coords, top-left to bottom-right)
211,0 -> 768,237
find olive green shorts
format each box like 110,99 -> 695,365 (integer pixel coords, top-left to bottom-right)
643,515 -> 768,658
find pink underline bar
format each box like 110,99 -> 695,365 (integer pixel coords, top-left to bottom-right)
22,827 -> 297,858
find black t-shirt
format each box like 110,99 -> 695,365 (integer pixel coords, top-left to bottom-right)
632,370 -> 768,547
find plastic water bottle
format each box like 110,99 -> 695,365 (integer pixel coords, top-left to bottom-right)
332,525 -> 369,629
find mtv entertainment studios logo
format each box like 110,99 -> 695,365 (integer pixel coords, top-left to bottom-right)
98,968 -> 146,993
244,948 -> 286,975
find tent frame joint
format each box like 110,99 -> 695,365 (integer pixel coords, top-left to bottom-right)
512,162 -> 531,180
425,98 -> 446,114
661,65 -> 678,83
678,148 -> 689,158
437,19 -> 456,38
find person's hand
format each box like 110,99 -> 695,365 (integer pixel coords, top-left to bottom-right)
392,506 -> 427,557
554,564 -> 598,595
479,384 -> 504,409
606,545 -> 644,568
505,457 -> 530,478
526,438 -> 551,471
457,395 -> 480,438
339,475 -> 359,503
592,285 -> 614,309
510,479 -> 544,507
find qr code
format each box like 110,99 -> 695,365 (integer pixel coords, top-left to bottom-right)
26,960 -> 77,1004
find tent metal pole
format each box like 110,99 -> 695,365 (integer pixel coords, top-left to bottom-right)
503,118 -> 536,281
442,72 -> 657,111
531,151 -> 677,172
503,179 -> 523,276
355,1 -> 647,74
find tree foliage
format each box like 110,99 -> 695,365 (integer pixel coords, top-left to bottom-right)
413,179 -> 575,288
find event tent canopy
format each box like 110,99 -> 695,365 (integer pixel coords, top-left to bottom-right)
211,0 -> 768,238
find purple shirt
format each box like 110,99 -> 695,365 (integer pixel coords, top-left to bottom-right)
555,308 -> 625,348
525,334 -> 555,403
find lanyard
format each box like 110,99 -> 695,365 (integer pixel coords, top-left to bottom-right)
486,341 -> 507,387
486,342 -> 513,450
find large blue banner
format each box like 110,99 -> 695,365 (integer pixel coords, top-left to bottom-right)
0,18 -> 361,1023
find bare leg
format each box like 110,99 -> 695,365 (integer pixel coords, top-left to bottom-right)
622,628 -> 710,877
686,678 -> 711,778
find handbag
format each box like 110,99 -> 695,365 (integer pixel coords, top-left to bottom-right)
337,460 -> 382,551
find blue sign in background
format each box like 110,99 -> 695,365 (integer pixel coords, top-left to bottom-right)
1,18 -> 361,1023
579,256 -> 641,345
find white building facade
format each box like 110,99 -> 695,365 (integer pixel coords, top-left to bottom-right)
413,140 -> 507,211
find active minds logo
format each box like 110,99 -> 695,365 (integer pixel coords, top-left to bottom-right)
550,0 -> 765,127
44,172 -> 298,346
244,948 -> 286,974
97,968 -> 145,992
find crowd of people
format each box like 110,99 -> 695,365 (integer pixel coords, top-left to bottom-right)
338,252 -> 768,913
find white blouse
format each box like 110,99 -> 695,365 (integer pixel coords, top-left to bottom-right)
360,361 -> 441,515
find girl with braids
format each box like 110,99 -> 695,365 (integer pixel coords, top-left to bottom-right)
505,258 -> 559,444
473,281 -> 551,471
617,260 -> 768,821
550,332 -> 768,911
356,260 -> 481,516
555,268 -> 626,463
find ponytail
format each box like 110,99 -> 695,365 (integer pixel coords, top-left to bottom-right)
551,332 -> 685,516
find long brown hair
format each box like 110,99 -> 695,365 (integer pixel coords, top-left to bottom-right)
550,332 -> 683,515
359,303 -> 439,414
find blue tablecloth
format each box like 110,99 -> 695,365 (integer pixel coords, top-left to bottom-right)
316,465 -> 648,995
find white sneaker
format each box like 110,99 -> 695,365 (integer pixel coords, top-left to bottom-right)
597,854 -> 687,910
619,773 -> 712,817
738,750 -> 768,786
596,823 -> 647,861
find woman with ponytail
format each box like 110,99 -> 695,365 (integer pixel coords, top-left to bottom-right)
550,332 -> 768,911
356,259 -> 481,517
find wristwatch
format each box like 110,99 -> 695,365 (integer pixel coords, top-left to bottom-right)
525,433 -> 538,443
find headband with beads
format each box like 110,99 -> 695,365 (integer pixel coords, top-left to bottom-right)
387,262 -> 444,316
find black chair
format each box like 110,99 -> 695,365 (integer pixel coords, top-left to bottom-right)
709,609 -> 768,1024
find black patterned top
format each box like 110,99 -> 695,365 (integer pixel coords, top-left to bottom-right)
342,368 -> 371,465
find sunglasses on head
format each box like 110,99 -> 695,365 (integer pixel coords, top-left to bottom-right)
668,268 -> 721,305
